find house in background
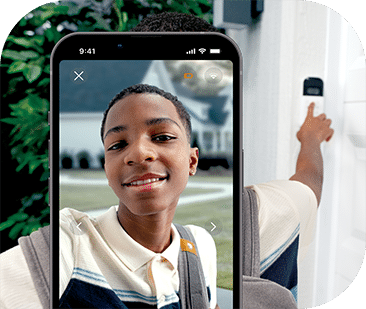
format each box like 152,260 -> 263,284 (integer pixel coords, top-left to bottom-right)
59,60 -> 234,169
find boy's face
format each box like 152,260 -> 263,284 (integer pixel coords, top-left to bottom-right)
103,93 -> 198,217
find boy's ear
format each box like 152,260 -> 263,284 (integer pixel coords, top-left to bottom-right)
189,147 -> 199,176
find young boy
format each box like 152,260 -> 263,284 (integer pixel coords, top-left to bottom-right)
59,84 -> 218,308
0,12 -> 334,309
131,12 -> 335,302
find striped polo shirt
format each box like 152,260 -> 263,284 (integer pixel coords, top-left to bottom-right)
249,180 -> 318,301
59,206 -> 217,308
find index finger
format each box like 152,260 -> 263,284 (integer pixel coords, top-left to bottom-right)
307,102 -> 315,117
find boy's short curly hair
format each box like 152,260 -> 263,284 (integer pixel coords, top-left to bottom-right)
101,13 -> 216,144
101,84 -> 192,144
130,12 -> 219,32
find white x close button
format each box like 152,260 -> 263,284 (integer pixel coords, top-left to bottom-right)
71,68 -> 87,84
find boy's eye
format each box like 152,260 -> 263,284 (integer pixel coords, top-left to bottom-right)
108,140 -> 127,151
153,135 -> 176,142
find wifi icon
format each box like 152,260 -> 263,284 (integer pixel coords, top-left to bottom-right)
199,48 -> 206,54
204,67 -> 223,84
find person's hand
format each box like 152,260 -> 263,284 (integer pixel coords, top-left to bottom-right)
297,102 -> 334,144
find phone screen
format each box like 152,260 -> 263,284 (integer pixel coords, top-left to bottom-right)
51,33 -> 242,309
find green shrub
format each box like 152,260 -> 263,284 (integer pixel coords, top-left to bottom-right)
0,0 -> 213,242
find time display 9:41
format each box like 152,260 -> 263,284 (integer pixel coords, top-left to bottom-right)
79,48 -> 96,55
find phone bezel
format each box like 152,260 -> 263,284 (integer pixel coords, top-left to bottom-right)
50,32 -> 243,309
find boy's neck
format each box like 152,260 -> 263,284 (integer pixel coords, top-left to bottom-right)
117,205 -> 175,253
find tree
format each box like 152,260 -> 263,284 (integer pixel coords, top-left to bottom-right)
0,0 -> 213,251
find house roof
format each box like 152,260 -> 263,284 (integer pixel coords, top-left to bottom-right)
60,60 -> 231,127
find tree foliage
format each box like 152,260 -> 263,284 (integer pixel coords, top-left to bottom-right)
0,0 -> 213,243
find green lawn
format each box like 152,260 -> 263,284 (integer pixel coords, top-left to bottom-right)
60,185 -> 219,211
60,169 -> 233,290
173,197 -> 233,290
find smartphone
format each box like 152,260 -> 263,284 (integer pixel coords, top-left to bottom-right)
51,32 -> 242,309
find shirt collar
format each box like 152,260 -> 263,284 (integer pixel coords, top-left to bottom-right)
96,206 -> 180,272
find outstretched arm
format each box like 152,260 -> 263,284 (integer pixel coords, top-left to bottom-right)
290,103 -> 334,206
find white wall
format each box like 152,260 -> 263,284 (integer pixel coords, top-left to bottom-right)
223,0 -> 365,308
229,0 -> 283,186
313,11 -> 366,306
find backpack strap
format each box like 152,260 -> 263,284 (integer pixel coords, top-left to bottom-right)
242,187 -> 261,277
174,224 -> 209,309
242,187 -> 298,309
18,225 -> 50,309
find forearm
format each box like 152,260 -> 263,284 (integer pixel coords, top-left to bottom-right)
290,103 -> 333,206
290,138 -> 323,205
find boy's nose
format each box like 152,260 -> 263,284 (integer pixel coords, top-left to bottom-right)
124,140 -> 156,165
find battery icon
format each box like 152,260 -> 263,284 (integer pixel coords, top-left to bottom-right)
210,49 -> 221,54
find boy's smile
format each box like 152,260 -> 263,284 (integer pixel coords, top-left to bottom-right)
122,172 -> 168,187
103,93 -> 198,219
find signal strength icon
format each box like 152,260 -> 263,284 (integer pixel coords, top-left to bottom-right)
186,48 -> 196,54
199,48 -> 206,54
